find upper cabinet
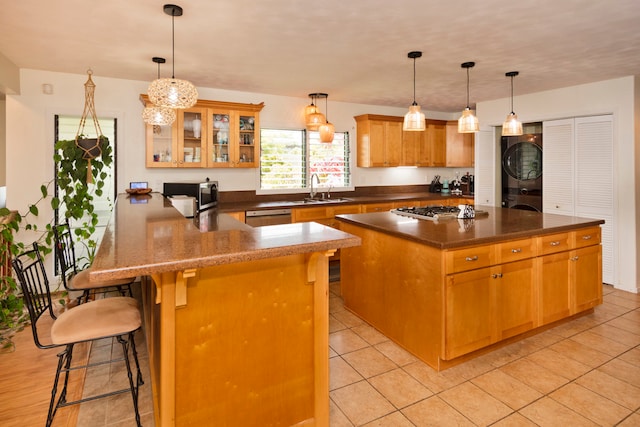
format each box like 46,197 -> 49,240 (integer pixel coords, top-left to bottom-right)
141,95 -> 264,168
445,120 -> 474,167
355,114 -> 464,168
355,114 -> 402,167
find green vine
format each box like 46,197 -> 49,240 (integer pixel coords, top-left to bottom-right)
0,136 -> 112,351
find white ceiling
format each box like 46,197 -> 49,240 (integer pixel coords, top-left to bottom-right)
1,0 -> 639,112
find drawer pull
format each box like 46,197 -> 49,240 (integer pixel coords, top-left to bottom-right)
571,256 -> 579,261
550,241 -> 561,246
492,273 -> 503,279
582,235 -> 592,240
465,256 -> 479,262
511,248 -> 522,253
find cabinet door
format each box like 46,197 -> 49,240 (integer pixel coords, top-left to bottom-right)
208,109 -> 233,167
444,267 -> 493,359
177,108 -> 208,167
368,120 -> 388,167
572,245 -> 602,313
146,122 -> 177,167
236,110 -> 260,167
542,119 -> 575,214
445,121 -> 474,167
538,252 -> 571,325
402,129 -> 425,166
496,259 -> 536,339
385,121 -> 402,166
426,121 -> 446,166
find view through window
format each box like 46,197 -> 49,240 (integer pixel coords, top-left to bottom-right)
260,129 -> 350,190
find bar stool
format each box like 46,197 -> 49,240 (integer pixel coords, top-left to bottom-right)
54,219 -> 136,303
12,242 -> 144,427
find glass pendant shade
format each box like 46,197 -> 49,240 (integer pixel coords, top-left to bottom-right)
403,104 -> 426,131
305,103 -> 319,119
306,111 -> 326,131
142,105 -> 176,126
319,121 -> 335,143
502,112 -> 523,136
403,51 -> 426,131
458,107 -> 479,133
148,77 -> 198,109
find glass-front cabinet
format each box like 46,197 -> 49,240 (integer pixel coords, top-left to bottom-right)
142,95 -> 264,169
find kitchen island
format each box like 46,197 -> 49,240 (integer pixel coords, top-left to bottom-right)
336,206 -> 604,371
89,193 -> 360,426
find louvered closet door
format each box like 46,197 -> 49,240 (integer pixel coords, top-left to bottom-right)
574,115 -> 614,285
543,119 -> 575,215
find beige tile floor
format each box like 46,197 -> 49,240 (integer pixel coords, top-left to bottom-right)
328,282 -> 640,426
76,282 -> 640,426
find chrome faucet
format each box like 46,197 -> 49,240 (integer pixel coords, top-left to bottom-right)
310,173 -> 320,199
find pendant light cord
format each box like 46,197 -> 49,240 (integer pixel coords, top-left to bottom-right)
510,75 -> 514,114
412,56 -> 417,106
466,67 -> 470,109
171,11 -> 176,79
325,95 -> 329,121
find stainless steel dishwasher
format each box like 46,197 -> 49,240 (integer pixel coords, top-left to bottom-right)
245,209 -> 292,226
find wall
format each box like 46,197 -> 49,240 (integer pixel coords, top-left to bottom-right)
0,99 -> 5,187
476,76 -> 638,293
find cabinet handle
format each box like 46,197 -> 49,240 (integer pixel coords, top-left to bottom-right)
571,256 -> 579,261
550,241 -> 561,246
582,235 -> 592,240
511,248 -> 522,253
491,273 -> 503,279
465,256 -> 479,262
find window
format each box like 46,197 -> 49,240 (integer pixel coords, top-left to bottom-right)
260,129 -> 350,191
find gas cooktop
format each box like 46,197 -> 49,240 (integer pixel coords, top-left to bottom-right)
391,205 -> 478,221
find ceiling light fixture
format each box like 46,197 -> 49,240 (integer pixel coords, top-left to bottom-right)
318,94 -> 335,143
403,51 -> 426,131
147,4 -> 198,109
502,71 -> 523,136
142,57 -> 177,126
306,93 -> 326,131
458,62 -> 479,133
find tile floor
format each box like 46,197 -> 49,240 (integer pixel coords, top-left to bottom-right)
76,281 -> 640,426
328,282 -> 640,426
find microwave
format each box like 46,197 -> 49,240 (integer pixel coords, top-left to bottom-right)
163,180 -> 218,212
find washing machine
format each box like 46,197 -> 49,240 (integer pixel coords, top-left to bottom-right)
501,130 -> 543,212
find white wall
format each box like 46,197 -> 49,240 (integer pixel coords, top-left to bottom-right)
476,76 -> 638,293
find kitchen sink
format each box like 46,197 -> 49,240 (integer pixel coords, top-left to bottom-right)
301,197 -> 352,204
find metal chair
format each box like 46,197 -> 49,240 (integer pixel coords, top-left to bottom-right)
12,242 -> 144,427
54,219 -> 135,303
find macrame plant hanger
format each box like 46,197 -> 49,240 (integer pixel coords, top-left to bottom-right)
75,69 -> 103,183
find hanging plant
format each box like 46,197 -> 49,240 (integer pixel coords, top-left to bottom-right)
75,69 -> 104,183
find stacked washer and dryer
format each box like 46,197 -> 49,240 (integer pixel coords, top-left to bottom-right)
501,124 -> 543,212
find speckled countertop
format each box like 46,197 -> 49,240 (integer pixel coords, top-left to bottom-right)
89,192 -> 361,282
336,206 -> 604,249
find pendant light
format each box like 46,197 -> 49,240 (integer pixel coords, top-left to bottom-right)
147,4 -> 198,109
502,71 -> 523,136
142,57 -> 176,126
458,62 -> 479,133
306,93 -> 326,131
403,51 -> 426,131
318,94 -> 335,143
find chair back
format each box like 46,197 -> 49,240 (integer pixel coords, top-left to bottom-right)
53,219 -> 78,288
12,242 -> 57,348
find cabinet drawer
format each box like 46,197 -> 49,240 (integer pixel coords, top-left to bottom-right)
446,245 -> 494,274
361,202 -> 394,213
497,238 -> 536,263
291,207 -> 330,222
573,226 -> 601,249
537,232 -> 571,255
332,205 -> 361,216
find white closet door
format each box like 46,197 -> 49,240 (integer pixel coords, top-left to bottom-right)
542,119 -> 575,215
574,115 -> 614,284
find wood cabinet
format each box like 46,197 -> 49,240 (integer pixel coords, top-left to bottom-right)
426,120 -> 447,167
339,218 -> 602,370
445,120 -> 474,167
355,114 -> 402,167
141,95 -> 264,168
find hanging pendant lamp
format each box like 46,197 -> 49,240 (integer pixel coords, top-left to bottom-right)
318,94 -> 335,143
502,71 -> 523,136
458,62 -> 479,133
403,51 -> 426,131
306,93 -> 326,131
142,57 -> 177,126
147,4 -> 198,109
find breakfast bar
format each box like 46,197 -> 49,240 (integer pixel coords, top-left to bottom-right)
336,206 -> 604,371
88,193 -> 360,426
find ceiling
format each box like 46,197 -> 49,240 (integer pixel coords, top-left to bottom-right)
1,0 -> 640,112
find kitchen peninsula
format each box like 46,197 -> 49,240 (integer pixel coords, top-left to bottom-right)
89,193 -> 360,426
336,206 -> 604,371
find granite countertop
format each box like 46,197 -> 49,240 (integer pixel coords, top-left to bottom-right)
335,206 -> 604,249
217,192 -> 474,213
89,193 -> 360,282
